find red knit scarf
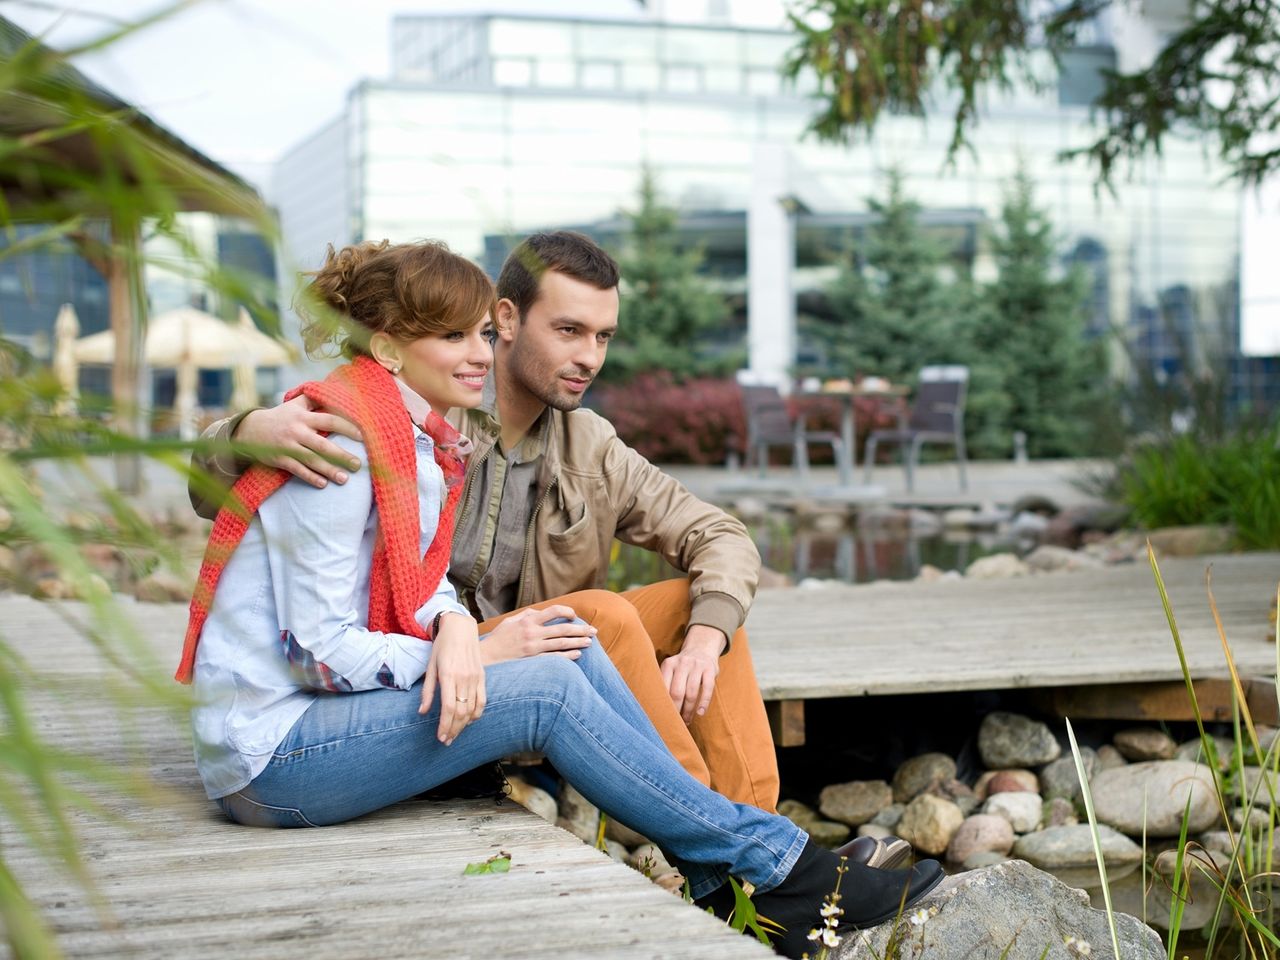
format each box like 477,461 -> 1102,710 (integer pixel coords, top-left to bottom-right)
175,355 -> 466,684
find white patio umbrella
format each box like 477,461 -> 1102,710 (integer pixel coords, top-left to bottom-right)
74,306 -> 296,440
52,302 -> 79,416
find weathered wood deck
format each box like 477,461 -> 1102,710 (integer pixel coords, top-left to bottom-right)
1,597 -> 770,960
746,551 -> 1279,743
5,550 -> 1276,956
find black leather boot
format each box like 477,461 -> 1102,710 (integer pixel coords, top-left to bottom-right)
752,839 -> 944,958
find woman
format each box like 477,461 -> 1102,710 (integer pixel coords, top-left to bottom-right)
177,239 -> 942,958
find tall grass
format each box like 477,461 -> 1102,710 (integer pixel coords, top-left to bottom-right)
0,7 -> 278,956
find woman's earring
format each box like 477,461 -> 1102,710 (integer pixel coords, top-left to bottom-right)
390,365 -> 401,375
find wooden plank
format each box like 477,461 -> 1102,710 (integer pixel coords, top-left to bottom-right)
745,552 -> 1279,701
1036,678 -> 1280,726
765,699 -> 805,747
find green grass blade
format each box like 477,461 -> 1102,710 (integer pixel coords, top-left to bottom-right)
1066,718 -> 1122,960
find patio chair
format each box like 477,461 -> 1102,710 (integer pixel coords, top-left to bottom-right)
741,384 -> 843,478
862,365 -> 968,492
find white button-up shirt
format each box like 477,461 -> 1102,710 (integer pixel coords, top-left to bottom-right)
190,396 -> 470,800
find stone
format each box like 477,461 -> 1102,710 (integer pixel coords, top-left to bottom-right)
819,779 -> 893,826
1146,524 -> 1235,557
809,511 -> 847,534
1044,796 -> 1078,828
1009,512 -> 1050,539
1090,761 -> 1218,836
1010,495 -> 1062,518
839,860 -> 1163,960
1113,727 -> 1177,761
652,869 -> 686,894
941,508 -> 976,529
946,814 -> 1014,863
1095,744 -> 1127,770
1039,749 -> 1097,803
870,803 -> 904,828
778,798 -> 850,848
756,566 -> 793,589
952,795 -> 980,817
965,553 -> 1030,580
1231,805 -> 1273,831
1024,545 -> 1103,573
1174,735 -> 1235,769
605,815 -> 650,849
731,498 -> 768,523
856,823 -> 891,840
978,712 -> 1061,769
133,569 -> 192,603
857,506 -> 910,531
896,794 -> 964,856
983,770 -> 1040,797
1152,845 -> 1231,879
77,542 -> 131,588
962,850 -> 1008,870
505,776 -> 557,824
983,792 -> 1043,833
969,504 -> 1010,529
1012,824 -> 1144,868
32,575 -> 73,600
892,753 -> 957,803
915,564 -> 945,583
557,783 -> 601,844
909,510 -> 943,536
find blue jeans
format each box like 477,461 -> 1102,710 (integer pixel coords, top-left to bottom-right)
217,637 -> 806,898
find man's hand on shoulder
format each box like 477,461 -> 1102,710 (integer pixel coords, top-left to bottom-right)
235,395 -> 364,488
661,624 -> 726,724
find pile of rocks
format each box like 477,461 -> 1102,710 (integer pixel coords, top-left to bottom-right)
783,711 -> 1279,879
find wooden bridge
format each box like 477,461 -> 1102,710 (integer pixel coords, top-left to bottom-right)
3,550 -> 1275,957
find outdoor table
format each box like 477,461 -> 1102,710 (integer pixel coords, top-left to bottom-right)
799,381 -> 909,485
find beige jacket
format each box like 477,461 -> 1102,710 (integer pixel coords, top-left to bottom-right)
192,406 -> 760,638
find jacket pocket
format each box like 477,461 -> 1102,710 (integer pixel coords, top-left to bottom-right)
547,501 -> 591,542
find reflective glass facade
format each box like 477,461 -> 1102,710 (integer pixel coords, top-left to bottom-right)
271,12 -> 1266,406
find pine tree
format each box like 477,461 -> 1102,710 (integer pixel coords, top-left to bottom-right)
603,169 -> 733,384
971,171 -> 1105,457
818,170 -> 957,384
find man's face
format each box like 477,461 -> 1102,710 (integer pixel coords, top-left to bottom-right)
499,270 -> 619,412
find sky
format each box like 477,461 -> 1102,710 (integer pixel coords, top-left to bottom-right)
0,0 -> 791,188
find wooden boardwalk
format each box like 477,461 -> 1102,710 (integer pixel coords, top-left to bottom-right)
746,551 -> 1279,743
4,550 -> 1276,956
1,597 -> 770,960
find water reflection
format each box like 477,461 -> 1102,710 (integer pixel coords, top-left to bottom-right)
753,527 -> 1007,583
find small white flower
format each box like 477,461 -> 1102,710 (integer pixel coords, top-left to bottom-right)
820,902 -> 844,918
807,928 -> 821,942
908,908 -> 932,927
821,928 -> 842,948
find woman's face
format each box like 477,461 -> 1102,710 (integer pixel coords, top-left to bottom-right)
396,310 -> 494,415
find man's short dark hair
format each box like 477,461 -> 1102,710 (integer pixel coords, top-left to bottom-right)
497,231 -> 620,319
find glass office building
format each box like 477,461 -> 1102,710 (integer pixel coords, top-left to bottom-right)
271,11 -> 1269,408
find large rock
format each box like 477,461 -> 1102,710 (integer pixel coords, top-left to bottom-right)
983,792 -> 1043,834
837,860 -> 1163,960
819,780 -> 893,826
977,769 -> 1039,798
897,794 -> 964,856
505,776 -> 557,824
892,753 -> 957,803
1024,545 -> 1103,573
1174,735 -> 1235,769
1012,824 -> 1144,869
946,814 -> 1015,863
134,569 -> 192,603
1146,524 -> 1235,557
979,712 -> 1061,768
557,783 -> 601,843
966,554 -> 1030,580
778,799 -> 851,848
1090,761 -> 1219,836
1113,727 -> 1177,761
1039,749 -> 1097,803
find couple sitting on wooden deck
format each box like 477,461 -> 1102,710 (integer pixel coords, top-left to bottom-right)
179,231 -> 941,957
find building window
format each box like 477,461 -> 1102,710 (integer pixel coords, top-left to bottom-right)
494,58 -> 534,87
535,58 -> 576,88
664,64 -> 702,94
580,61 -> 621,91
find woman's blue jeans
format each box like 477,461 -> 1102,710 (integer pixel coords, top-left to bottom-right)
217,637 -> 806,898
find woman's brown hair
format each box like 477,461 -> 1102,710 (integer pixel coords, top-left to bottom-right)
298,239 -> 495,360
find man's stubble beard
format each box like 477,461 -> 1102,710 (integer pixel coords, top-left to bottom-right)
506,337 -> 591,413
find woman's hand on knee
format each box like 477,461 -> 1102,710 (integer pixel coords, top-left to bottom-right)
479,605 -> 596,665
420,613 -> 485,745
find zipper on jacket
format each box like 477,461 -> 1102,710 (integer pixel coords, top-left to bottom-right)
451,442 -> 493,548
516,477 -> 558,609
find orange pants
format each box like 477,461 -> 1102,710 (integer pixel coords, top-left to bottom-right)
478,578 -> 779,813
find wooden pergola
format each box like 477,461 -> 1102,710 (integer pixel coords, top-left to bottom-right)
0,16 -> 269,491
